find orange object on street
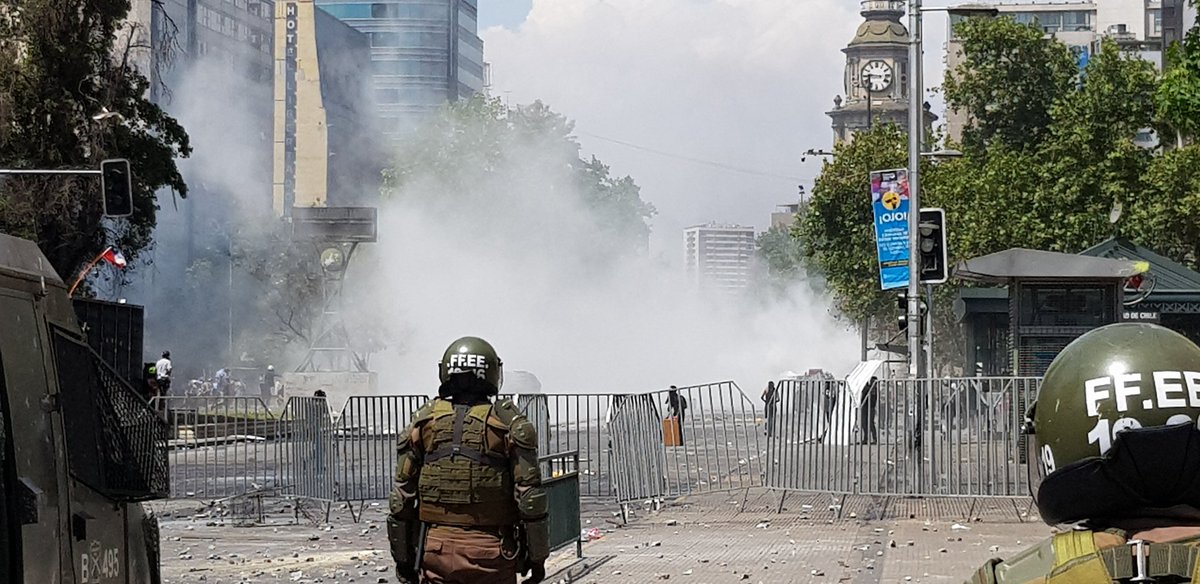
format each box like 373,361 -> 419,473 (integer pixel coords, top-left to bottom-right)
663,416 -> 683,446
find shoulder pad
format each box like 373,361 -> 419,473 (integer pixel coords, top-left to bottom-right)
491,399 -> 524,425
411,399 -> 440,425
991,536 -> 1057,583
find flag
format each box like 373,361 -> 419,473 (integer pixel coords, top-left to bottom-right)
100,247 -> 127,269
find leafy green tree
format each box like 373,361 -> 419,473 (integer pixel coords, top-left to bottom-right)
797,124 -> 909,321
1129,145 -> 1200,267
943,16 -> 1076,152
0,0 -> 191,280
1157,2 -> 1200,145
934,39 -> 1159,258
757,222 -> 806,283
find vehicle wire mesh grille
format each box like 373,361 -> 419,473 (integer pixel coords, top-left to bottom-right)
54,330 -> 169,501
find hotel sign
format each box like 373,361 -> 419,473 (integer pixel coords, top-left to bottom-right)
283,2 -> 298,214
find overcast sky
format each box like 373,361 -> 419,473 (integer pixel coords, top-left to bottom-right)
478,0 -> 955,260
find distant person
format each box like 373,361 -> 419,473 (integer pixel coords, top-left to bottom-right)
261,365 -> 276,401
859,376 -> 879,444
762,381 -> 779,438
214,366 -> 231,397
155,351 -> 172,395
143,362 -> 160,401
313,389 -> 327,398
666,386 -> 688,423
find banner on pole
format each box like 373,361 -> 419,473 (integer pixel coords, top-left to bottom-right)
870,168 -> 911,290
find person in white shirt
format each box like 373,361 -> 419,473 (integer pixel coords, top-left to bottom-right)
155,351 -> 172,395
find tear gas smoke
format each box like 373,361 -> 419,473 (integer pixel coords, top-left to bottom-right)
349,111 -> 860,394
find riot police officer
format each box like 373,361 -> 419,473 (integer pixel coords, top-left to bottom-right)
389,336 -> 549,584
968,323 -> 1200,583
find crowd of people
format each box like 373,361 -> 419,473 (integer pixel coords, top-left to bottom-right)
141,350 -> 283,403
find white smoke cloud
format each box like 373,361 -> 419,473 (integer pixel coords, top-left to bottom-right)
357,104 -> 861,395
340,0 -> 862,393
481,0 -> 863,251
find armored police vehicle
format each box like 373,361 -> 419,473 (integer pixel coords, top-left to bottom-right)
0,232 -> 165,583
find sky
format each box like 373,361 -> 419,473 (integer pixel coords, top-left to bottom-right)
477,0 -> 955,261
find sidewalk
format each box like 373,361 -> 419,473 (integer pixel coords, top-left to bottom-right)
156,491 -> 1050,584
554,491 -> 1048,584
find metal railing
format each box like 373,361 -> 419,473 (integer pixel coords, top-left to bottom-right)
541,451 -> 583,557
764,377 -> 1039,497
153,377 -> 1038,512
608,382 -> 764,503
154,396 -> 281,499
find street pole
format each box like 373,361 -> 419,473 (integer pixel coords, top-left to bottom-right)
906,0 -> 924,379
925,283 -> 934,376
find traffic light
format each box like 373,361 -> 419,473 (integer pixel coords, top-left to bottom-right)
101,158 -> 133,218
896,292 -> 928,331
917,207 -> 948,284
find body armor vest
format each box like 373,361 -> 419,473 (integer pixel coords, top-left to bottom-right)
970,529 -> 1200,584
417,399 -> 519,527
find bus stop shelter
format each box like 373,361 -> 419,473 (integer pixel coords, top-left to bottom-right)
954,248 -> 1148,376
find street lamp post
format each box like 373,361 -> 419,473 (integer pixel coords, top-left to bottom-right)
906,0 -> 924,379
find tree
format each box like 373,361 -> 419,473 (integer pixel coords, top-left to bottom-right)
382,96 -> 655,263
0,0 -> 191,281
797,25 -> 1174,371
757,222 -> 806,284
934,39 -> 1159,258
797,124 -> 909,322
943,16 -> 1076,152
1157,3 -> 1200,145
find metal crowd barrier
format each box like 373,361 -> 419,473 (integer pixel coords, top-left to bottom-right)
332,395 -> 429,501
542,451 -> 583,557
608,382 -> 764,503
156,376 -> 1036,512
764,377 -> 1039,498
154,396 -> 280,499
278,397 -> 337,500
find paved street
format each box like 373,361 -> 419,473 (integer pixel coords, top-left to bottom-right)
156,490 -> 1049,584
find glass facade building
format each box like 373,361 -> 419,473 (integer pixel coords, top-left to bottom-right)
315,0 -> 485,137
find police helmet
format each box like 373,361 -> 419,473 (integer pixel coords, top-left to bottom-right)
439,336 -> 503,392
1027,323 -> 1200,524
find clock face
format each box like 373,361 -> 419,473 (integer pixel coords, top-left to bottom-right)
320,247 -> 345,271
861,60 -> 893,92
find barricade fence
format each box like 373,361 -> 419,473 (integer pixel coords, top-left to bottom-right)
154,377 -> 1038,515
764,377 -> 1039,498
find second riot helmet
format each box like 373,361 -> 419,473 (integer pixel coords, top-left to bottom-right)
1028,323 -> 1200,524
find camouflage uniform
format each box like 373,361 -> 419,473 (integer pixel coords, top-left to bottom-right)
389,337 -> 549,584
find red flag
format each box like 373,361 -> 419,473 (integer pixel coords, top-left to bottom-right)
100,247 -> 127,269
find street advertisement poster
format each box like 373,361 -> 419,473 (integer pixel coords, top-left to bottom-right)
870,168 -> 910,290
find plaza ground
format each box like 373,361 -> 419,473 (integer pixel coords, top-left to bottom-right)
156,490 -> 1049,584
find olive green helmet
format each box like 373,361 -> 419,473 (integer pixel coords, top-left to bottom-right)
438,336 -> 503,392
1029,322 -> 1200,523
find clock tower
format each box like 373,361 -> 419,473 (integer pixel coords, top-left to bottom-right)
827,1 -> 936,145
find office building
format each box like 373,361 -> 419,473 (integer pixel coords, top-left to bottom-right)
1164,0 -> 1200,51
684,224 -> 757,291
274,0 -> 381,216
771,202 -> 803,230
314,0 -> 485,137
945,0 -> 1176,144
827,1 -> 938,145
